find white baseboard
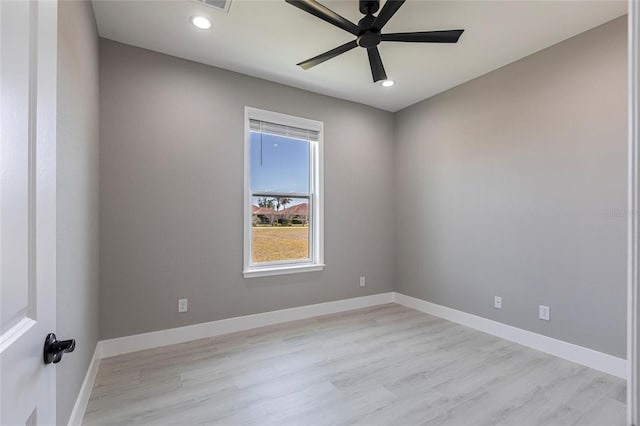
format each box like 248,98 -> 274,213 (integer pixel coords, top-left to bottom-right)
393,292 -> 627,379
96,291 -> 626,379
67,343 -> 101,426
99,293 -> 395,358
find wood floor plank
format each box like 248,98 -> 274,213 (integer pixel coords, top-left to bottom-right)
83,304 -> 626,426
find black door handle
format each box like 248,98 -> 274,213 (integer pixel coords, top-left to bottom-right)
43,333 -> 76,364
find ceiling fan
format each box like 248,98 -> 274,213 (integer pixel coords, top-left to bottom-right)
285,0 -> 464,84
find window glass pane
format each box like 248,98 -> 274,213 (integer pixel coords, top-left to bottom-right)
251,196 -> 310,263
250,132 -> 310,194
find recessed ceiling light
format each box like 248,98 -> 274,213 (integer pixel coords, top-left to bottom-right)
381,80 -> 395,88
190,16 -> 212,30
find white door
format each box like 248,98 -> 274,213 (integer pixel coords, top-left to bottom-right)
0,0 -> 58,424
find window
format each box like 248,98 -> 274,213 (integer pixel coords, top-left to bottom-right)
243,107 -> 324,278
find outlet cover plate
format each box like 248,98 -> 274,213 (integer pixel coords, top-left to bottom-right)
539,305 -> 550,321
494,296 -> 502,309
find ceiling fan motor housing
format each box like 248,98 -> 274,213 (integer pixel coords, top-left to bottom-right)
357,14 -> 381,47
357,30 -> 381,48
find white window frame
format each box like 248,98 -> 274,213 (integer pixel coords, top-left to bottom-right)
243,107 -> 325,278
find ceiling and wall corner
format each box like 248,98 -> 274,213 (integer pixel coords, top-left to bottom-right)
91,0 -> 627,112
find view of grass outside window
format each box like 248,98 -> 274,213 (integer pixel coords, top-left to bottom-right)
252,196 -> 309,262
250,123 -> 313,264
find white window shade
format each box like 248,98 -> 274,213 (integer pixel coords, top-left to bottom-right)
250,119 -> 319,142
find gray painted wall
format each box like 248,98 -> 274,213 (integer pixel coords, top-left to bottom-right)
56,0 -> 100,423
394,17 -> 628,357
98,16 -> 627,358
99,40 -> 395,340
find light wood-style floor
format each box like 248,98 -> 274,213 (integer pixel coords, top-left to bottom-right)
83,304 -> 626,426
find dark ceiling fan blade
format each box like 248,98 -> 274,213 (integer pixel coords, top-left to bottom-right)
285,0 -> 360,35
371,0 -> 406,31
297,40 -> 358,70
367,47 -> 387,82
381,29 -> 465,43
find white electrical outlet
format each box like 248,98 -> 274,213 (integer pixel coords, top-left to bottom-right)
539,305 -> 550,321
359,276 -> 366,287
494,296 -> 502,309
178,298 -> 188,313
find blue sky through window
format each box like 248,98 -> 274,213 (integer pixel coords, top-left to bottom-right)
250,132 -> 310,204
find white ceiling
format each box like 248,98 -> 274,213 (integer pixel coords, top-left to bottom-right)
92,0 -> 627,112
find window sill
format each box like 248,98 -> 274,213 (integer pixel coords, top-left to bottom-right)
243,263 -> 325,278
